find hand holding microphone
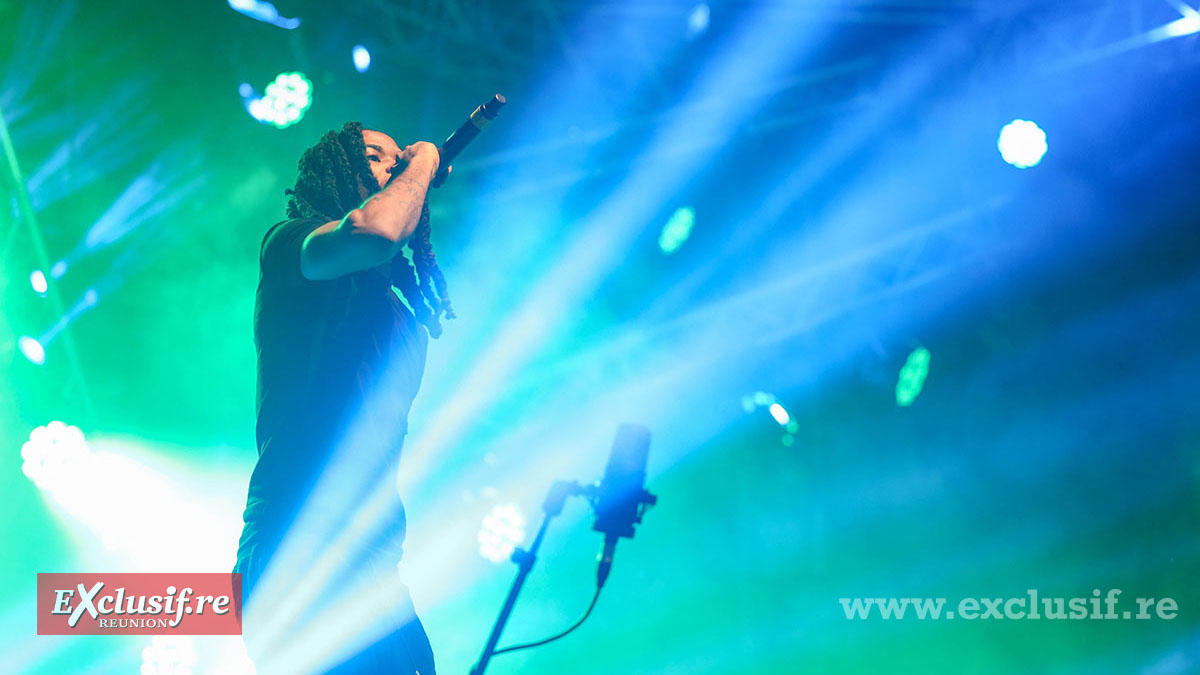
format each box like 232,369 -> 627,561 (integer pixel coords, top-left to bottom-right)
382,93 -> 505,190
387,141 -> 440,186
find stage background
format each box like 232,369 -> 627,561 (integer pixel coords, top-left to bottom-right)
2,1 -> 1198,673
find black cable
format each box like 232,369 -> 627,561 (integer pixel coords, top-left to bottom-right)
491,585 -> 604,657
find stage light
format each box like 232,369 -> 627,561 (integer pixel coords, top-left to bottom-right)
767,402 -> 800,446
21,421 -> 89,491
477,503 -> 526,563
140,635 -> 197,675
658,206 -> 695,254
18,336 -> 45,365
227,0 -> 300,29
747,391 -> 778,410
767,402 -> 789,425
30,270 -> 47,294
50,260 -> 67,278
238,82 -> 253,98
896,347 -> 931,407
782,419 -> 799,447
687,4 -> 711,38
1162,13 -> 1200,38
352,45 -> 371,73
743,393 -> 798,445
248,72 -> 312,129
27,433 -> 247,569
997,119 -> 1047,169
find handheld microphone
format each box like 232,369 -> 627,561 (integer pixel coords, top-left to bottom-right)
591,423 -> 657,589
434,93 -> 506,184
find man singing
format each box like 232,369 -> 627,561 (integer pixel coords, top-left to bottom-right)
235,122 -> 452,674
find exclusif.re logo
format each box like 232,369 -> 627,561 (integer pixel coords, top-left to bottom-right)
37,573 -> 242,635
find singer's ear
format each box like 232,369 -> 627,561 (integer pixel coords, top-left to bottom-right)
431,164 -> 452,189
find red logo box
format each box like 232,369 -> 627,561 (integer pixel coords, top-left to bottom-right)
37,573 -> 242,635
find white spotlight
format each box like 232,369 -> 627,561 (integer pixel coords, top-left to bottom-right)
18,336 -> 45,365
767,402 -> 790,425
997,119 -> 1047,169
30,270 -> 48,294
687,4 -> 710,38
21,421 -> 89,491
352,45 -> 371,73
1162,14 -> 1200,39
477,503 -> 526,563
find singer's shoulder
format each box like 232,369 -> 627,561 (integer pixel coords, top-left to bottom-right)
259,217 -> 328,285
262,217 -> 325,248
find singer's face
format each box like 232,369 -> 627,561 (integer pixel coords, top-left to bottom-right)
362,129 -> 403,190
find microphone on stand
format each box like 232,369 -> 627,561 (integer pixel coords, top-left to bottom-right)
469,423 -> 657,674
433,93 -> 506,186
590,423 -> 657,588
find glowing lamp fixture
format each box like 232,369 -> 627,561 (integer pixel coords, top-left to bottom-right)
896,347 -> 932,407
997,119 -> 1047,169
248,72 -> 312,129
352,45 -> 371,73
659,206 -> 696,254
477,503 -> 526,563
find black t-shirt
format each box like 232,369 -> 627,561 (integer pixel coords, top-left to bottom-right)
243,217 -> 428,536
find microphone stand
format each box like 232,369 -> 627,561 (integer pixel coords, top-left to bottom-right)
469,422 -> 657,675
469,480 -> 583,675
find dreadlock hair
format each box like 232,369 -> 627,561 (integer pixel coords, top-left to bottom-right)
285,121 -> 454,337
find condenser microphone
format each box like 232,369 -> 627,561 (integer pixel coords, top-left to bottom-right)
591,423 -> 656,588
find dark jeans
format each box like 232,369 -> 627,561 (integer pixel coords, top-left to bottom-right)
235,514 -> 436,675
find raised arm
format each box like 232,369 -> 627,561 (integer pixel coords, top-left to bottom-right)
298,141 -> 440,281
